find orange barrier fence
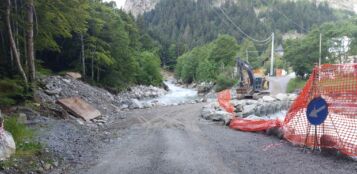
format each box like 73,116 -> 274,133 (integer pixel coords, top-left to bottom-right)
217,89 -> 235,113
218,64 -> 357,157
284,64 -> 357,156
229,118 -> 281,132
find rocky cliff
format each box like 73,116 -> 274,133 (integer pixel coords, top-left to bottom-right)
124,0 -> 357,17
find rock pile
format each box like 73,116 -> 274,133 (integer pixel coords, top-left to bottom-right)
201,102 -> 232,125
232,93 -> 297,118
36,75 -> 167,123
201,93 -> 298,123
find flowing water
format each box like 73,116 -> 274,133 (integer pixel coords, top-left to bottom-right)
145,80 -> 198,105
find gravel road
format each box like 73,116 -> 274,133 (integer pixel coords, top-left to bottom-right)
79,103 -> 356,174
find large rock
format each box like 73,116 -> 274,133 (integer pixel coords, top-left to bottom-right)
242,104 -> 257,117
262,96 -> 276,102
0,113 -> 15,160
201,103 -> 231,125
0,131 -> 16,160
288,94 -> 298,101
275,93 -> 288,101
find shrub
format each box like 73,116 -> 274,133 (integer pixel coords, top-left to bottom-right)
287,78 -> 306,93
215,73 -> 237,92
0,79 -> 27,107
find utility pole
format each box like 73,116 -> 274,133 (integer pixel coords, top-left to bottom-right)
270,33 -> 275,76
319,33 -> 322,67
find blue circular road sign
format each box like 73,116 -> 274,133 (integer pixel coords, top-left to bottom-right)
306,97 -> 328,125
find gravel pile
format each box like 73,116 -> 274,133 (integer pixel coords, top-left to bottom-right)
36,76 -> 167,120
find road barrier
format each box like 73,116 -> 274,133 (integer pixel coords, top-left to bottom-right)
218,64 -> 357,157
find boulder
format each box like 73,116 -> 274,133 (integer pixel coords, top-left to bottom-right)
275,93 -> 288,101
262,96 -> 276,102
242,104 -> 257,117
201,103 -> 231,125
0,113 -> 15,161
0,130 -> 16,160
288,94 -> 298,101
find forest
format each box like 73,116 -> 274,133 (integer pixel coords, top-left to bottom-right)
0,0 -> 162,105
0,0 -> 356,105
140,0 -> 351,69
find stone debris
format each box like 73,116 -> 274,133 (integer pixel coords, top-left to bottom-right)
201,102 -> 232,125
202,93 -> 297,121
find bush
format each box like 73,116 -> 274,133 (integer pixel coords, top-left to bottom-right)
136,51 -> 163,86
0,79 -> 27,107
287,78 -> 306,93
215,73 -> 237,92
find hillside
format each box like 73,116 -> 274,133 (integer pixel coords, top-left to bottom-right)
135,0 -> 349,68
124,0 -> 357,16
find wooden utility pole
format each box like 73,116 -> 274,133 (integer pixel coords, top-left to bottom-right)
270,33 -> 275,76
6,0 -> 28,85
319,33 -> 322,67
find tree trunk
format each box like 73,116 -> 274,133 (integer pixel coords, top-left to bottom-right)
26,0 -> 35,84
5,0 -> 28,85
91,46 -> 96,81
96,64 -> 100,82
80,34 -> 86,77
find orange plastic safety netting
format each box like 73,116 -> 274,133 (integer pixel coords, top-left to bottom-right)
217,89 -> 235,113
284,64 -> 357,156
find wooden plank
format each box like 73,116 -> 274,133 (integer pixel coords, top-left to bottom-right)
57,97 -> 101,121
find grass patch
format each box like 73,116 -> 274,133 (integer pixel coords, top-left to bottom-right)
0,116 -> 45,172
4,116 -> 41,157
287,78 -> 306,93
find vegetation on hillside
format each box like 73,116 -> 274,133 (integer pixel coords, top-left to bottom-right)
175,35 -> 238,90
284,17 -> 357,78
141,0 -> 343,68
0,0 -> 163,103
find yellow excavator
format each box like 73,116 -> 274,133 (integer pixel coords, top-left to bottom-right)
235,57 -> 269,99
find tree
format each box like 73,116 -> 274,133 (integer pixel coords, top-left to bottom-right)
26,0 -> 35,84
209,35 -> 238,68
5,0 -> 28,85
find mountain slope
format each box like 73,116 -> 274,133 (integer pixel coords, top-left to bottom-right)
124,0 -> 357,16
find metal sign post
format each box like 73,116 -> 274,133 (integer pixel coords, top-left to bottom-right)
305,97 -> 329,151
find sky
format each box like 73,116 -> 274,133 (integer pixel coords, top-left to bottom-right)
104,0 -> 126,8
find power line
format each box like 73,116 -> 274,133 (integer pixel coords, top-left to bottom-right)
216,5 -> 272,43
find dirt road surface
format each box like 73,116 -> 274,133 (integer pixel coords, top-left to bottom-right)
80,104 -> 355,174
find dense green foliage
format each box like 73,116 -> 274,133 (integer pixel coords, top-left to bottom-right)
142,0 -> 342,68
0,0 -> 163,97
176,35 -> 238,90
287,78 -> 306,93
284,17 -> 357,78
